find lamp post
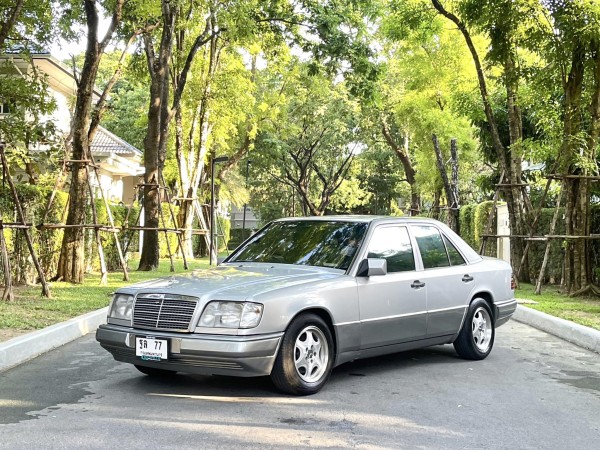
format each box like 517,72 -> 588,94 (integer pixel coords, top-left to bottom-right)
210,156 -> 229,266
241,159 -> 251,240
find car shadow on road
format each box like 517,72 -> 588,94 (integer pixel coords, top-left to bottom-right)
111,343 -> 463,399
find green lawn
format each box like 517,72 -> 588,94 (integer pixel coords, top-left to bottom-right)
0,258 -> 211,330
516,283 -> 600,331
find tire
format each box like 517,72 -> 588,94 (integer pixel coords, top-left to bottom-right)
271,313 -> 334,395
453,298 -> 495,360
134,364 -> 176,377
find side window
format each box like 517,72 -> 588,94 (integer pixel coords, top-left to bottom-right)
443,235 -> 466,266
0,100 -> 13,114
413,225 -> 450,269
367,226 -> 415,273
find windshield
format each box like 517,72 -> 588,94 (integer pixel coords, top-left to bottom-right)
228,220 -> 368,270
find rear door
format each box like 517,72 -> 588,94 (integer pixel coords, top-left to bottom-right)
356,225 -> 427,349
410,225 -> 473,338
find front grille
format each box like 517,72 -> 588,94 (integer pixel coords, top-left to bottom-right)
133,294 -> 198,331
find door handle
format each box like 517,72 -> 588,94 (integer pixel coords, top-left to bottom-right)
411,280 -> 425,289
462,274 -> 474,283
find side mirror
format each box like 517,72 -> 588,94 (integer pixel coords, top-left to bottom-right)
217,257 -> 226,265
357,258 -> 387,277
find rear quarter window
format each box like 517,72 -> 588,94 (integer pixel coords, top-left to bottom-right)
412,225 -> 450,269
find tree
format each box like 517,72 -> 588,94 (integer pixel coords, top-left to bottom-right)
538,1 -> 600,294
428,0 -> 539,280
372,5 -> 479,217
56,0 -> 124,283
256,63 -> 361,216
0,0 -> 54,52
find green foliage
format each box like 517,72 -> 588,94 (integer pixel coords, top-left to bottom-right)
1,0 -> 54,52
0,185 -> 67,282
457,201 -> 497,256
218,217 -> 231,252
229,228 -> 253,249
102,83 -> 147,150
459,202 -> 600,285
253,60 -> 362,215
0,58 -> 61,180
90,201 -> 140,271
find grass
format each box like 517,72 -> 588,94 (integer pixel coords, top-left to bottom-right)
516,283 -> 600,331
0,257 -> 211,330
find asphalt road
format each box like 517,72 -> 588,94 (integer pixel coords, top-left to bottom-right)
1,321 -> 599,449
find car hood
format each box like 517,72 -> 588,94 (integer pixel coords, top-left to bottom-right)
117,263 -> 344,301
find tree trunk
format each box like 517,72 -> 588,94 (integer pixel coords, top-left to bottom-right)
138,49 -> 163,271
380,117 -> 420,215
431,0 -> 531,279
139,4 -> 175,271
432,134 -> 459,232
560,42 -> 590,294
57,1 -> 101,283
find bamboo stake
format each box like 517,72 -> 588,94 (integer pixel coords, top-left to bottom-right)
160,172 -> 188,270
0,222 -> 14,301
158,194 -> 175,273
83,158 -> 108,286
0,145 -> 50,297
535,189 -> 564,295
86,148 -> 129,281
479,170 -> 504,255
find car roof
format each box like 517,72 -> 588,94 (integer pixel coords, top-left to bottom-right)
273,215 -> 483,263
274,215 -> 445,225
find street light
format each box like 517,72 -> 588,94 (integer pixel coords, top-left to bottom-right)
242,159 -> 251,240
210,156 -> 229,266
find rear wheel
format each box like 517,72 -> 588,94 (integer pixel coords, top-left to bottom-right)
454,298 -> 495,360
271,313 -> 334,395
134,364 -> 176,377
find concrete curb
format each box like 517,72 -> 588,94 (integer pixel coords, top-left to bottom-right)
0,307 -> 108,372
513,304 -> 600,354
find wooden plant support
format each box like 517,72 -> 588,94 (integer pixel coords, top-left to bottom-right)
535,188 -> 564,295
0,220 -> 14,301
0,144 -> 50,297
85,146 -> 129,282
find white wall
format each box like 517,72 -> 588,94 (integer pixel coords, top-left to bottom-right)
497,204 -> 511,264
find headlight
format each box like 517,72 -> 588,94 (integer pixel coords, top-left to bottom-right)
108,294 -> 134,320
199,301 -> 263,329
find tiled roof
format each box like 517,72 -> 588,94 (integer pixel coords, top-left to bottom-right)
91,126 -> 142,157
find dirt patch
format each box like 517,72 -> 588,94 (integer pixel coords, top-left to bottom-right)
0,329 -> 31,343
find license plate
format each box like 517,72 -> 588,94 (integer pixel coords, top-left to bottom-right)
136,337 -> 168,361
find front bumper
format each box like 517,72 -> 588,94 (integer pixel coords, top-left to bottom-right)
494,298 -> 518,327
96,324 -> 283,377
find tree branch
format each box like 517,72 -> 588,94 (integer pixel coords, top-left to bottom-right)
0,0 -> 25,49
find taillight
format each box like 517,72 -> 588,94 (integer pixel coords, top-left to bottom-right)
510,274 -> 517,290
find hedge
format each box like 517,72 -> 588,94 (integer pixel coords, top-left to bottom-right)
1,185 -> 229,281
229,228 -> 254,250
458,201 -> 496,257
0,185 -> 67,283
459,202 -> 600,284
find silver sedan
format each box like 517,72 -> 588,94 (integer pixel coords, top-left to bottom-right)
96,216 -> 517,395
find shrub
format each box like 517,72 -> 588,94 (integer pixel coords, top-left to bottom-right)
0,185 -> 67,283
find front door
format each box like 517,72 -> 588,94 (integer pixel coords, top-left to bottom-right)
357,225 -> 427,349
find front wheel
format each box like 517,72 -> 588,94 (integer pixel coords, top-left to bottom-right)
271,313 -> 334,395
453,298 -> 495,360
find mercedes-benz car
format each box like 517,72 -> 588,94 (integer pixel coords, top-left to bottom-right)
96,216 -> 517,395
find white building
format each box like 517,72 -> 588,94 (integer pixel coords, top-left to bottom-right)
0,53 -> 143,204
